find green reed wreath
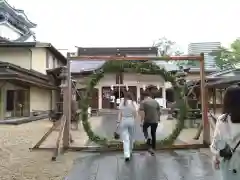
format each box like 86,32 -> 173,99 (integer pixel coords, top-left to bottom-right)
80,61 -> 187,148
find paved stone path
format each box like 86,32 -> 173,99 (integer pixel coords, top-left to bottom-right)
65,150 -> 219,180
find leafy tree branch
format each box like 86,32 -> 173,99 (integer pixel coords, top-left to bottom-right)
210,38 -> 240,70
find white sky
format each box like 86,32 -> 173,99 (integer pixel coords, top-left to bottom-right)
8,0 -> 240,52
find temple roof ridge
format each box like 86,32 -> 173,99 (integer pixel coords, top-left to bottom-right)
0,0 -> 36,28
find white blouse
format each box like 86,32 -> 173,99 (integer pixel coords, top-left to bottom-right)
210,114 -> 240,156
119,99 -> 138,111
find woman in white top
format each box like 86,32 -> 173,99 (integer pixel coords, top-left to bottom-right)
210,85 -> 240,180
118,92 -> 137,162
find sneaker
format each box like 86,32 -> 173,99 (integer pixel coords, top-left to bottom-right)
148,148 -> 155,156
130,152 -> 134,158
125,157 -> 130,162
146,138 -> 152,146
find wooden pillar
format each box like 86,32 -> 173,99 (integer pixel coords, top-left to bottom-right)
98,86 -> 102,109
213,88 -> 216,114
63,58 -> 71,148
137,85 -> 140,103
162,87 -> 166,108
200,53 -> 210,145
0,87 -> 3,119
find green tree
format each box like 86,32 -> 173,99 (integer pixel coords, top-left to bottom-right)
210,38 -> 240,70
153,37 -> 196,67
153,37 -> 182,56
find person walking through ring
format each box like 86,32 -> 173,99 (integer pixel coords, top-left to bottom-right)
118,92 -> 137,162
139,91 -> 161,155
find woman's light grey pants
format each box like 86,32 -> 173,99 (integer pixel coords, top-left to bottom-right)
120,117 -> 135,158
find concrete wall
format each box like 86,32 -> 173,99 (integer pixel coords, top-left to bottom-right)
30,87 -> 51,112
31,48 -> 47,74
29,47 -> 63,74
0,47 -> 63,74
0,48 -> 31,69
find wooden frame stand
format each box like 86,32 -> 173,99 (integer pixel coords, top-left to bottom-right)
31,53 -> 210,160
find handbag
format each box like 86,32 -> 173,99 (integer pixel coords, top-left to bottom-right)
113,100 -> 135,140
219,136 -> 240,161
219,140 -> 240,160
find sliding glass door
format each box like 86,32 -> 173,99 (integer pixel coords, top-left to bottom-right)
5,89 -> 30,118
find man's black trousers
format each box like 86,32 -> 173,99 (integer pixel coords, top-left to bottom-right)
142,122 -> 158,149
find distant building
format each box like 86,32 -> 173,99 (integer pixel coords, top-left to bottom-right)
0,42 -> 67,120
71,47 -> 172,109
0,0 -> 36,42
188,42 -> 221,71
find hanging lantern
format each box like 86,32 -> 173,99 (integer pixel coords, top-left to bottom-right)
143,85 -> 146,91
157,85 -> 160,90
126,85 -> 129,91
111,85 -> 114,91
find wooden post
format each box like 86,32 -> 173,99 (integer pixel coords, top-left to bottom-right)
63,56 -> 71,148
33,122 -> 60,149
52,115 -> 67,161
200,53 -> 210,145
213,88 -> 216,114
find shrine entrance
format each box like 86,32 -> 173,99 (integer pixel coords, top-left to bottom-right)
32,54 -> 209,161
101,86 -> 136,109
112,86 -> 125,109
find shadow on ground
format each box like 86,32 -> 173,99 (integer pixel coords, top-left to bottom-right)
65,150 -> 220,180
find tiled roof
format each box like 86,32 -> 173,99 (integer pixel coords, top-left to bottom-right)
77,47 -> 158,56
0,36 -> 10,42
70,60 -> 105,73
70,60 -> 180,73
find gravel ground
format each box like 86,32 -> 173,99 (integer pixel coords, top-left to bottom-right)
0,119 -> 81,180
0,118 -> 209,180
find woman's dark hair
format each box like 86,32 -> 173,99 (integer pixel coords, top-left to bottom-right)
223,85 -> 240,123
123,91 -> 134,106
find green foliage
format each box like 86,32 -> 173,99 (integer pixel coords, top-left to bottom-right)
80,60 -> 187,148
210,38 -> 240,70
153,37 -> 183,56
153,37 -> 197,68
176,60 -> 198,67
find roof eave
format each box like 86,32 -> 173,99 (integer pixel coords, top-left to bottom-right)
0,0 -> 37,28
0,61 -> 49,81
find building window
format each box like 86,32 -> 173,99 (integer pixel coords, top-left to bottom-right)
46,51 -> 50,68
46,58 -> 49,69
46,52 -> 57,69
53,57 -> 56,68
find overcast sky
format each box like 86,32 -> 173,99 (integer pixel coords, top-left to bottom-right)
8,0 -> 240,52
